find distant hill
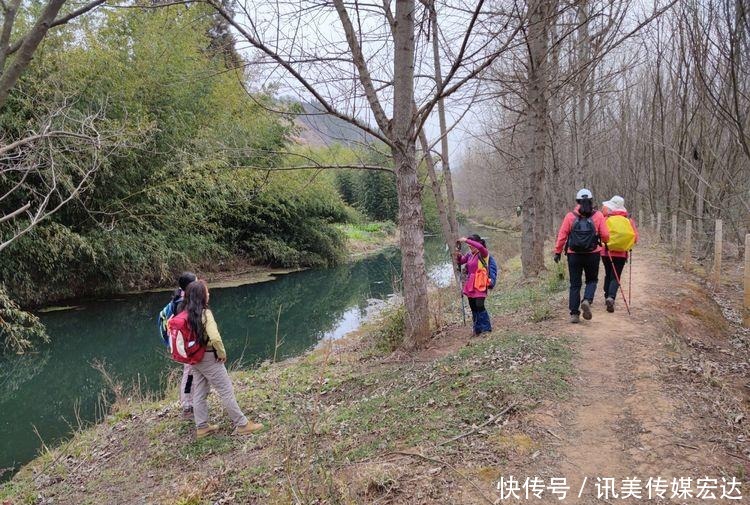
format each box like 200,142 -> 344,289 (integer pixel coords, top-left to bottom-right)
293,101 -> 379,147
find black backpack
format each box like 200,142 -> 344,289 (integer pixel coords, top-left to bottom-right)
567,215 -> 599,252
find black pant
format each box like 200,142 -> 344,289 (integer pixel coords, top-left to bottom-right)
567,253 -> 600,315
468,297 -> 485,313
602,255 -> 627,300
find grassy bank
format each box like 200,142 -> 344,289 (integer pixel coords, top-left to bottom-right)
1,256 -> 573,504
337,221 -> 398,259
461,209 -> 522,233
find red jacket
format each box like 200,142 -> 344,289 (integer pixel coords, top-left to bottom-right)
601,209 -> 639,259
554,207 -> 610,255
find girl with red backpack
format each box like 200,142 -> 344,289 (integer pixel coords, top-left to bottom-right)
174,280 -> 264,439
553,189 -> 610,323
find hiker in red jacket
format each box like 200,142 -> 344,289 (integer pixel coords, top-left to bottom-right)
553,189 -> 610,323
601,196 -> 639,313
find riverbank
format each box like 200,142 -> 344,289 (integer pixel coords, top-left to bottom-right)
28,221 -> 399,312
135,222 -> 398,293
463,209 -> 521,233
337,221 -> 399,260
3,245 -> 748,503
197,222 -> 397,288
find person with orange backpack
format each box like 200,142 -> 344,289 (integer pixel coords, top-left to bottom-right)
553,189 -> 610,323
601,196 -> 638,313
455,234 -> 493,335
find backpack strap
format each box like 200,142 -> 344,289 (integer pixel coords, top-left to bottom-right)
477,254 -> 488,270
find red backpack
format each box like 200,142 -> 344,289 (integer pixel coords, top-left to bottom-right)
167,311 -> 206,364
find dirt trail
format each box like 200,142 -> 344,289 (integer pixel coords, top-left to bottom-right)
546,249 -> 735,503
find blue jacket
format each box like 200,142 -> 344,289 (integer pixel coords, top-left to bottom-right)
157,292 -> 183,347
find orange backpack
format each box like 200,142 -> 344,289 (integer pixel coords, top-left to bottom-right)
473,255 -> 489,291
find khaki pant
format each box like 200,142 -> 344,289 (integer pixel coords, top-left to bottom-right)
180,364 -> 192,410
191,351 -> 248,429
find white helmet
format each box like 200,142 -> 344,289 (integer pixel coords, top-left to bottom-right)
575,188 -> 593,200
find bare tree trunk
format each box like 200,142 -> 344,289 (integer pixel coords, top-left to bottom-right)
419,137 -> 462,287
393,0 -> 429,349
419,129 -> 454,255
428,2 -> 459,239
521,0 -> 550,277
548,11 -> 563,233
0,0 -> 22,73
0,0 -> 66,107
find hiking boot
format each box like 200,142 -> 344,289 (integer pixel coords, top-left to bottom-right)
605,297 -> 615,313
570,314 -> 580,324
196,424 -> 220,439
233,422 -> 264,436
182,407 -> 194,419
580,300 -> 592,320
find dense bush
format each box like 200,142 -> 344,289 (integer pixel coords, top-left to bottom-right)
334,168 -> 398,223
216,173 -> 348,268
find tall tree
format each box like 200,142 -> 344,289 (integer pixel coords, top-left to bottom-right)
207,0 -> 518,348
520,0 -> 552,277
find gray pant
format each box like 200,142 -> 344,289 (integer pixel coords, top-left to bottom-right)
191,351 -> 248,429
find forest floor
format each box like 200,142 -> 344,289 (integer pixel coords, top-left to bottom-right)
2,245 -> 748,504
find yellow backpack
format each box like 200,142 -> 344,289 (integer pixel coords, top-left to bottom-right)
605,215 -> 636,252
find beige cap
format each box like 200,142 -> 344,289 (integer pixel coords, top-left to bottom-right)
602,195 -> 626,212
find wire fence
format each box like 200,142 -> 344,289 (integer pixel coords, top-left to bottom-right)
635,210 -> 749,326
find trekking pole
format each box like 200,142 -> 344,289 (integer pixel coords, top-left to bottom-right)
628,250 -> 633,308
454,241 -> 467,326
459,281 -> 467,326
606,248 -> 631,315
